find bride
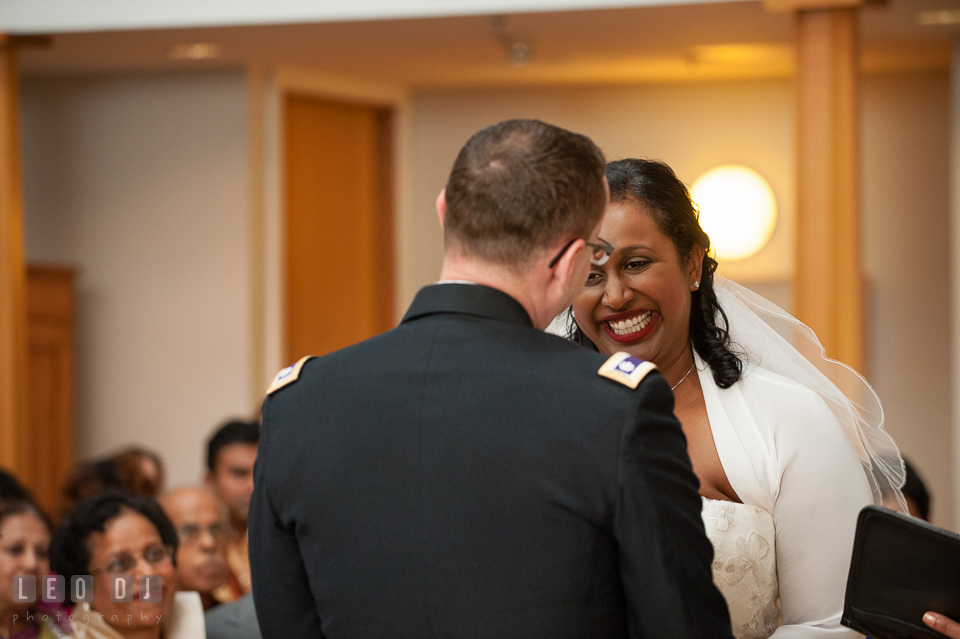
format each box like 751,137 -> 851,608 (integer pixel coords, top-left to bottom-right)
568,158 -> 905,639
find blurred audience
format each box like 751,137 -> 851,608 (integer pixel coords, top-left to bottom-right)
205,420 -> 259,598
0,493 -> 69,638
113,448 -> 165,497
0,469 -> 33,502
881,457 -> 931,521
900,459 -> 931,521
159,487 -> 230,611
61,447 -> 165,520
51,490 -> 205,639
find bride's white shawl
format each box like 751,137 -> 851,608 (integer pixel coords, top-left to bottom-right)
700,357 -> 872,638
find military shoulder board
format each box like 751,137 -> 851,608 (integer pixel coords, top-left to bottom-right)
266,356 -> 314,395
598,352 -> 657,389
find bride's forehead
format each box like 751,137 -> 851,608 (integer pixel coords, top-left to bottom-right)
599,208 -> 682,260
602,203 -> 661,237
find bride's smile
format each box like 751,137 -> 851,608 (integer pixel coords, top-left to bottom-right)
601,308 -> 656,341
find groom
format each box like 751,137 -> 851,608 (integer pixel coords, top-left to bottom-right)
248,119 -> 733,638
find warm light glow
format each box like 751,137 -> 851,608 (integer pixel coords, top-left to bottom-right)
917,10 -> 960,25
169,43 -> 221,60
691,165 -> 777,262
687,44 -> 792,66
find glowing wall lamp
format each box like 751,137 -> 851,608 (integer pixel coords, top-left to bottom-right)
690,165 -> 777,262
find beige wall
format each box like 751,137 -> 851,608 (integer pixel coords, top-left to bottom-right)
21,70 -> 255,489
862,70 -> 953,528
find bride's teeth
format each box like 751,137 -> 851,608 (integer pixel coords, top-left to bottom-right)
609,311 -> 653,336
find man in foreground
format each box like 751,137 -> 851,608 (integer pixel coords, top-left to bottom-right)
249,119 -> 732,638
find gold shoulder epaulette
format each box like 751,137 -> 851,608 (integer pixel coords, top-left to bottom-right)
598,352 -> 657,389
266,356 -> 314,395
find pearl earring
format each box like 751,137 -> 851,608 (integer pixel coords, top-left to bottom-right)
693,281 -> 699,290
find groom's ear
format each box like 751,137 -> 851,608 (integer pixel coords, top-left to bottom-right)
550,238 -> 586,291
436,189 -> 447,230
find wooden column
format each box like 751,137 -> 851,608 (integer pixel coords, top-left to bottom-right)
795,10 -> 863,370
766,0 -> 866,370
0,34 -> 27,478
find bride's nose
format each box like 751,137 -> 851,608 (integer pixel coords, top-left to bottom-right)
602,275 -> 634,310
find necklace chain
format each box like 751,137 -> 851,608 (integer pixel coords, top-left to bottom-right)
671,363 -> 695,391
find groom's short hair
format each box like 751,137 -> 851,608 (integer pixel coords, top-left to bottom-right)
443,119 -> 607,268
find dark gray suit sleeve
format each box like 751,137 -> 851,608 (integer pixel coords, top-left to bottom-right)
248,403 -> 326,639
205,593 -> 262,639
614,374 -> 734,639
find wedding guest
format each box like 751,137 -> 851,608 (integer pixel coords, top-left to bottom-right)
112,448 -> 165,498
0,499 -> 69,639
205,420 -> 258,599
60,447 -> 165,520
900,459 -> 931,521
159,487 -> 230,610
0,468 -> 32,502
50,490 -> 205,639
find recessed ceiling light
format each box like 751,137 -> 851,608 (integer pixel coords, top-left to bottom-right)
169,43 -> 221,60
917,10 -> 960,25
491,16 -> 534,66
507,41 -> 533,66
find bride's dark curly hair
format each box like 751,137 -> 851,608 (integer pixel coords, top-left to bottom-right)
568,158 -> 742,389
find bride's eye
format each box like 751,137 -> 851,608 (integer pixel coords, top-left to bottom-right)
624,258 -> 651,272
585,271 -> 604,286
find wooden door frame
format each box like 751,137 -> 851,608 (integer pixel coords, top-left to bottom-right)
249,67 -> 414,405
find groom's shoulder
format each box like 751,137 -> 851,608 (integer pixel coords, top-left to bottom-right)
521,332 -> 664,396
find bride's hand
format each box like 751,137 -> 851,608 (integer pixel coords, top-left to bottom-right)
924,612 -> 960,638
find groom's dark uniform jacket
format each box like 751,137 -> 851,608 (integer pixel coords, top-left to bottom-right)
249,283 -> 733,639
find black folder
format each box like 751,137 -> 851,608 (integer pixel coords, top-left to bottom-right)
842,506 -> 960,639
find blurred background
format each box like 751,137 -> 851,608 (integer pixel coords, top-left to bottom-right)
1,0 -> 957,529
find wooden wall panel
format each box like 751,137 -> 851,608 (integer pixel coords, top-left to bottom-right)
0,36 -> 28,479
25,266 -> 75,518
284,95 -> 394,362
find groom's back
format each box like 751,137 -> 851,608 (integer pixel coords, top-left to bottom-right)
252,284 -> 724,638
257,306 -> 623,638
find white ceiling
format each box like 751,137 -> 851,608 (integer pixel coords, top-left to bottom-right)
1,0 -> 730,33
16,0 -> 960,87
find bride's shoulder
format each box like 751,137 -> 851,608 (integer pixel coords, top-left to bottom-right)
736,362 -> 825,408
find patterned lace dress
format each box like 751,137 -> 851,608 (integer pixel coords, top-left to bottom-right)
702,498 -> 781,639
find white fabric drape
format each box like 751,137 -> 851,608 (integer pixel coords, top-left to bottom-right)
699,356 -> 872,637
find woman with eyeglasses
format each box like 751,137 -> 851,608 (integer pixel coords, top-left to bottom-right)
567,158 -> 907,639
50,490 -> 205,639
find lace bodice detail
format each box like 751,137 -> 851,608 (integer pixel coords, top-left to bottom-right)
702,498 -> 781,639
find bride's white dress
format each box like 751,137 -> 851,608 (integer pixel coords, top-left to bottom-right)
703,498 -> 780,639
697,357 -> 873,638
